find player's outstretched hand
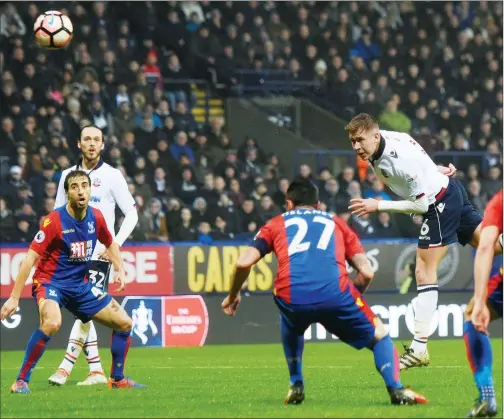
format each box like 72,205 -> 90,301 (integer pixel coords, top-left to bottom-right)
112,269 -> 126,292
222,294 -> 241,316
348,198 -> 379,217
471,300 -> 490,333
1,297 -> 19,321
97,249 -> 110,262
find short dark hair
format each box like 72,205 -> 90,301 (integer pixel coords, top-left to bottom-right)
79,125 -> 104,143
64,170 -> 91,192
286,177 -> 319,207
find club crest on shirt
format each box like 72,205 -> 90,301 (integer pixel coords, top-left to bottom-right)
88,221 -> 95,234
92,178 -> 101,187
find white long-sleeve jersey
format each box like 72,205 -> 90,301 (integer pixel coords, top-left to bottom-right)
370,130 -> 449,206
55,159 -> 137,259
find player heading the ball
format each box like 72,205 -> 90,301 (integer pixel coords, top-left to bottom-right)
345,113 -> 501,371
2,170 -> 145,393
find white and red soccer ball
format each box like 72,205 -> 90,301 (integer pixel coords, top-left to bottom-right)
34,11 -> 73,49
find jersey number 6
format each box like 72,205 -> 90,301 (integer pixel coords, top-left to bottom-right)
285,216 -> 334,256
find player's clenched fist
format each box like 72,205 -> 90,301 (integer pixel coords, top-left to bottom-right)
222,294 -> 241,316
1,297 -> 19,321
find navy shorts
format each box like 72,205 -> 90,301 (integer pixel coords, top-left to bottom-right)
33,280 -> 112,323
418,178 -> 482,249
86,260 -> 111,292
487,273 -> 503,318
274,283 -> 377,350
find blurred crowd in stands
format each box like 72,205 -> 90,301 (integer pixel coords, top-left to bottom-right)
0,1 -> 502,244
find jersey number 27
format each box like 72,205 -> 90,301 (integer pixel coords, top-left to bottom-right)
285,216 -> 334,256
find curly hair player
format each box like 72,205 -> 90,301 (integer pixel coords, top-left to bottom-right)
48,126 -> 138,386
2,170 -> 145,393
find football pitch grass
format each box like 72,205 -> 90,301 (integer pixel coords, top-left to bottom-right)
1,339 -> 502,418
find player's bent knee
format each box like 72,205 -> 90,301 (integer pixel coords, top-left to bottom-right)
373,317 -> 388,341
40,319 -> 62,336
39,300 -> 62,336
115,315 -> 132,332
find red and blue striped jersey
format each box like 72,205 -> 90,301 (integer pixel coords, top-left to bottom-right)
29,206 -> 113,288
253,209 -> 364,304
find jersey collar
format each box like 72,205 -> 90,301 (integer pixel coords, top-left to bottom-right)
77,158 -> 104,171
369,135 -> 386,165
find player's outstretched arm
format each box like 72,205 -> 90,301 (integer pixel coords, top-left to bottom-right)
1,249 -> 40,320
222,247 -> 262,316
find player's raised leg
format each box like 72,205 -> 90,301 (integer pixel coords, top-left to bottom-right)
90,298 -> 145,389
48,319 -> 90,385
400,246 -> 447,370
12,297 -> 62,393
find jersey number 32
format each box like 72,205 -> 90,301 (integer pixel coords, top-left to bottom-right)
285,216 -> 334,256
88,269 -> 106,289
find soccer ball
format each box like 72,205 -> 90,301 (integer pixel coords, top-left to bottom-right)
33,11 -> 73,49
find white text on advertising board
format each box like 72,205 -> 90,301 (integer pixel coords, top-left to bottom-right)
304,303 -> 468,340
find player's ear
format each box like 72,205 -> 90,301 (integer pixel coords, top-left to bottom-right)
286,199 -> 294,211
315,201 -> 321,210
77,140 -> 82,150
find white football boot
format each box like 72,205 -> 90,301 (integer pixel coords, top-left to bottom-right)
77,371 -> 108,386
48,368 -> 70,386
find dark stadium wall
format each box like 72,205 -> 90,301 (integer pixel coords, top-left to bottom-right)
299,99 -> 351,150
226,98 -> 318,177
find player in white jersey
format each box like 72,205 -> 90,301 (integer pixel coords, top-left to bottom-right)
345,114 -> 501,370
48,126 -> 138,386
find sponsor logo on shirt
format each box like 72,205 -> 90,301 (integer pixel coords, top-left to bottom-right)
69,240 -> 93,262
43,218 -> 51,228
437,203 -> 445,213
62,229 -> 75,234
90,196 -> 101,203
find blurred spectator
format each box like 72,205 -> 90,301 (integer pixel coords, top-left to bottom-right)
375,212 -> 401,238
145,198 -> 169,242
